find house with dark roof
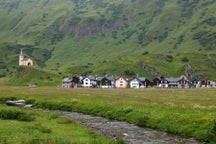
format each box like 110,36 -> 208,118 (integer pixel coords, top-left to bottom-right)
62,78 -> 73,88
154,75 -> 190,88
62,76 -> 80,88
97,76 -> 116,88
129,77 -> 151,88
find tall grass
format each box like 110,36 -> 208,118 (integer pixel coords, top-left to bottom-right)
0,104 -> 116,144
0,109 -> 35,121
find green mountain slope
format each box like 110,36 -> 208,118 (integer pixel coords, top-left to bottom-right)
5,67 -> 61,86
0,0 -> 215,81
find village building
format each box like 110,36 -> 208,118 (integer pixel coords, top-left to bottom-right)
209,81 -> 216,88
154,75 -> 190,88
178,75 -> 190,88
97,76 -> 116,88
115,77 -> 128,88
200,80 -> 212,88
62,76 -> 80,88
129,77 -> 151,88
62,78 -> 73,88
19,50 -> 33,66
62,75 -> 215,89
191,80 -> 201,88
82,76 -> 97,88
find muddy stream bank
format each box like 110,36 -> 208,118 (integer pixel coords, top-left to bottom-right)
54,111 -> 204,144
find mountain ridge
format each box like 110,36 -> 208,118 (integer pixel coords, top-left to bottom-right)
0,0 -> 215,82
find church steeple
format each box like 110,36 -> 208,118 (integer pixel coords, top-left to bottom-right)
19,49 -> 24,66
20,49 -> 23,56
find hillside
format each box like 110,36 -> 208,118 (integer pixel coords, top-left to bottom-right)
0,0 -> 215,81
5,67 -> 61,86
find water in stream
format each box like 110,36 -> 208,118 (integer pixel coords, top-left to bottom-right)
54,111 -> 205,144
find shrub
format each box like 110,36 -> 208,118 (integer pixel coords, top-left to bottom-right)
204,17 -> 216,26
0,109 -> 35,121
116,138 -> 126,144
142,51 -> 149,55
136,115 -> 150,127
207,119 -> 216,142
105,111 -> 114,120
166,55 -> 173,62
59,103 -> 72,111
181,57 -> 189,63
122,106 -> 133,113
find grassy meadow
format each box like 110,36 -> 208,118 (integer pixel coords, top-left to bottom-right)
0,86 -> 216,143
0,105 -> 115,144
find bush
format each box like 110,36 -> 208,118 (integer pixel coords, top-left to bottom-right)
116,138 -> 126,144
142,51 -> 149,55
207,119 -> 216,142
105,111 -> 114,120
136,115 -> 150,127
0,109 -> 35,121
204,17 -> 216,26
122,106 -> 133,113
166,55 -> 173,62
181,57 -> 189,63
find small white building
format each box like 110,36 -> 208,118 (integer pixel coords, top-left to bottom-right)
82,76 -> 97,88
129,78 -> 141,88
129,77 -> 151,88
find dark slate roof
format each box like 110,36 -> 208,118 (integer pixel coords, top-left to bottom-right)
137,77 -> 147,82
106,77 -> 115,81
62,78 -> 73,82
116,77 -> 128,81
165,77 -> 181,82
95,77 -> 103,81
83,75 -> 96,81
129,77 -> 142,83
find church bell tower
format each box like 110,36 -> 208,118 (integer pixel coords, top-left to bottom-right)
19,49 -> 24,66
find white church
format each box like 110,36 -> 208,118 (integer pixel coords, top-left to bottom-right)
19,50 -> 33,66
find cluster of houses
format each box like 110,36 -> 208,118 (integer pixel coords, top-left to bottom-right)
62,75 -> 216,89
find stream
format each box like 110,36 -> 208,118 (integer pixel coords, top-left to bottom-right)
54,111 -> 205,144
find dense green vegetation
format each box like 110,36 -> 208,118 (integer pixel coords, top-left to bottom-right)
0,104 -> 116,144
5,67 -> 61,86
0,0 -> 215,81
0,86 -> 216,143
